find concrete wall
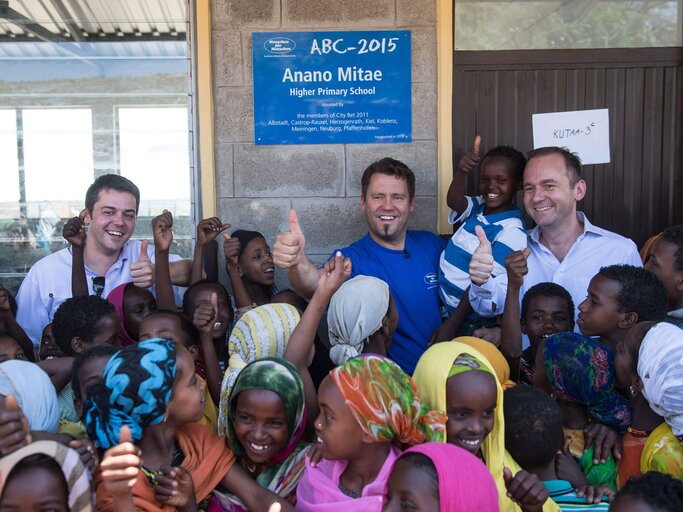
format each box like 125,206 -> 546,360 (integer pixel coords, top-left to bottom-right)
211,0 -> 438,289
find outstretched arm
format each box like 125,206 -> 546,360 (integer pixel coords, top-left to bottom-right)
447,135 -> 480,215
220,462 -> 294,512
190,217 -> 230,284
223,233 -> 254,309
192,292 -> 223,405
430,290 -> 472,344
63,209 -> 88,297
469,225 -> 509,317
98,426 -> 141,512
500,248 -> 530,373
152,211 -> 176,310
284,252 -> 351,428
272,210 -> 323,299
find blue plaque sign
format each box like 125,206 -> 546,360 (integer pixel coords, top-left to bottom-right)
252,31 -> 411,145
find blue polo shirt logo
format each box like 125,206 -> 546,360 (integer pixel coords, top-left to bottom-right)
424,272 -> 438,289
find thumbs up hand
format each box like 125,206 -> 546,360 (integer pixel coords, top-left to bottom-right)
152,210 -> 174,253
0,394 -> 31,456
100,425 -> 141,498
197,217 -> 231,247
457,135 -> 481,175
130,239 -> 154,288
505,247 -> 531,289
469,225 -> 494,285
62,209 -> 88,247
223,232 -> 241,267
193,291 -> 218,335
503,467 -> 549,511
273,210 -> 306,269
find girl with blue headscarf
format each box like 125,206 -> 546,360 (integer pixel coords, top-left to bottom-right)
85,338 -> 294,512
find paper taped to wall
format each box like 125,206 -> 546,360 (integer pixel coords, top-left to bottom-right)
532,108 -> 610,165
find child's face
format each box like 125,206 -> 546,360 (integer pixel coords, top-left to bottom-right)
614,321 -> 652,394
609,495 -> 657,512
39,323 -> 64,360
140,313 -> 185,346
645,237 -> 683,306
238,237 -> 275,287
0,465 -> 68,512
314,375 -> 367,461
186,284 -> 232,340
166,345 -> 205,425
233,389 -> 289,465
577,275 -> 624,338
0,335 -> 26,364
445,370 -> 497,455
122,286 -> 157,339
383,457 -> 440,512
522,295 -> 572,349
74,354 -> 113,418
479,156 -> 519,215
85,312 -> 120,350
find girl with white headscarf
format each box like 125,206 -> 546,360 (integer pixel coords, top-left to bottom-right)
0,359 -> 59,433
326,275 -> 398,366
637,321 -> 683,480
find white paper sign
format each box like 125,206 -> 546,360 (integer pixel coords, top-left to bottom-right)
532,108 -> 610,165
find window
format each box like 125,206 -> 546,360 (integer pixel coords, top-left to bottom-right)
0,1 -> 195,292
454,0 -> 682,50
118,107 -> 191,214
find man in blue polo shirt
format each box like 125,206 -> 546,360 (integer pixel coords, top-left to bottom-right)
273,158 -> 444,374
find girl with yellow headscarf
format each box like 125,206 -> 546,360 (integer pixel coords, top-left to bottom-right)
413,341 -> 559,512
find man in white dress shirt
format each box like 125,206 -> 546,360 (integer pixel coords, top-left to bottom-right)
16,174 -> 191,345
468,146 -> 641,323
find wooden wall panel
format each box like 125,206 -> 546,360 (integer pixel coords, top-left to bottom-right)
452,48 -> 683,246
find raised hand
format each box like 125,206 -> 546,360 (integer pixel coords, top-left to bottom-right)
152,210 -> 174,253
457,135 -> 481,175
99,426 -> 141,498
223,232 -> 241,267
193,292 -> 217,335
0,395 -> 31,456
576,485 -> 615,504
469,225 -> 494,285
154,465 -> 196,508
273,210 -> 306,269
505,247 -> 531,289
130,240 -> 154,288
503,467 -> 549,512
317,251 -> 352,299
583,422 -> 622,464
197,217 -> 230,247
69,438 -> 99,473
62,209 -> 88,247
555,437 -> 588,488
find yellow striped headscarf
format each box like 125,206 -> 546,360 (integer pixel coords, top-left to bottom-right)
0,440 -> 93,511
218,303 -> 300,432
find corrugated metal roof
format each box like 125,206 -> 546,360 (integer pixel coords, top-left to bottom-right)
0,0 -> 186,41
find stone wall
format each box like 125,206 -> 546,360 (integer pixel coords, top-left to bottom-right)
211,0 -> 438,289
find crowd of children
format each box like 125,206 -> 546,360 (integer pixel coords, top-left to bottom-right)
1,146 -> 683,512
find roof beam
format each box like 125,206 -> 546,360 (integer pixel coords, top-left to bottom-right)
47,0 -> 82,41
0,2 -> 67,42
